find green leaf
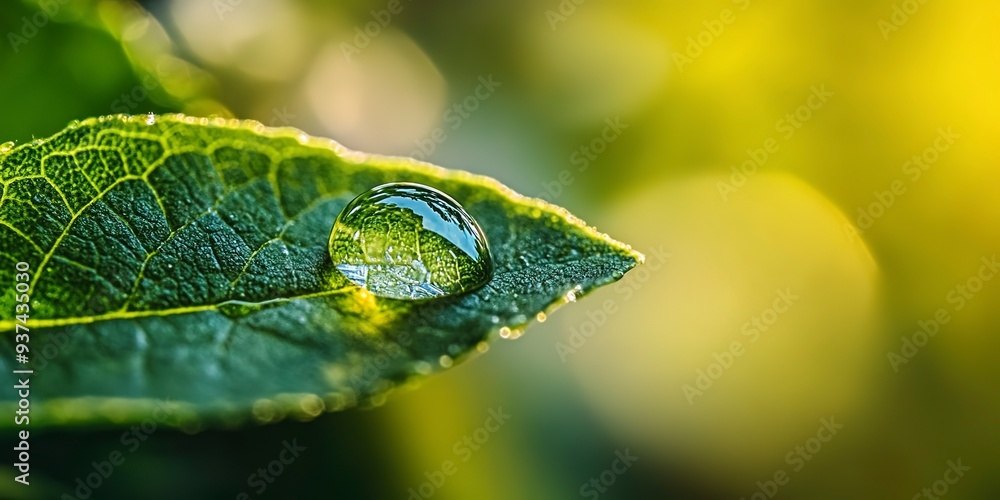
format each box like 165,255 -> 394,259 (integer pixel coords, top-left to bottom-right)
0,115 -> 641,428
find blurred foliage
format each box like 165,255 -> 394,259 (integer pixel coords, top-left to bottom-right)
0,0 -> 225,143
0,0 -> 998,498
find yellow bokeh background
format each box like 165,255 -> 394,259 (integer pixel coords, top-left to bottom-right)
2,0 -> 998,498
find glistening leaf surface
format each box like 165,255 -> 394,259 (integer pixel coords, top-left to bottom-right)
0,115 -> 640,427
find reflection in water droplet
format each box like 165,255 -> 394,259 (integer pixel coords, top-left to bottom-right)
329,182 -> 493,300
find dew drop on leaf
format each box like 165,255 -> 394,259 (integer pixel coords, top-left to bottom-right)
329,182 -> 493,300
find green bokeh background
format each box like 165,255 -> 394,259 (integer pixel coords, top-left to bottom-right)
1,0 -> 998,498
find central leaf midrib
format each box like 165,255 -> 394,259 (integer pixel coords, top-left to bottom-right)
0,287 -> 351,332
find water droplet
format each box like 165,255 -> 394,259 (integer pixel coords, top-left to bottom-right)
145,113 -> 156,125
499,326 -> 525,340
536,312 -> 547,322
0,141 -> 13,153
564,284 -> 583,303
218,301 -> 256,319
217,299 -> 287,319
252,399 -> 278,423
439,355 -> 454,368
330,182 -> 493,300
299,394 -> 325,417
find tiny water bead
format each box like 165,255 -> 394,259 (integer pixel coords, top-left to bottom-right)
329,182 -> 493,300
